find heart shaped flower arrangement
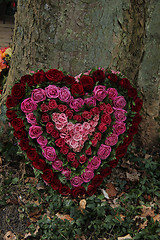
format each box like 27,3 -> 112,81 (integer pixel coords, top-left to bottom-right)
6,68 -> 143,197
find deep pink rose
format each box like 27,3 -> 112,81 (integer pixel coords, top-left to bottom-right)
58,113 -> 68,125
21,98 -> 37,113
26,113 -> 37,125
70,176 -> 83,187
81,169 -> 94,183
106,88 -> 118,100
45,85 -> 59,98
114,109 -> 127,122
97,144 -> 111,160
31,88 -> 46,103
52,160 -> 63,171
84,96 -> 96,107
87,156 -> 101,170
69,98 -> 84,112
42,147 -> 56,161
62,168 -> 71,180
93,85 -> 107,101
113,96 -> 126,109
37,136 -> 48,147
59,87 -> 71,103
29,125 -> 43,139
113,122 -> 126,135
105,133 -> 118,146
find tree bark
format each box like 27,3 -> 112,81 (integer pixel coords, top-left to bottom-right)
1,0 -> 159,149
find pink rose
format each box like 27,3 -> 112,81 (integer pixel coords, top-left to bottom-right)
97,144 -> 111,160
58,113 -> 68,125
59,87 -> 71,103
113,96 -> 126,109
21,98 -> 37,113
84,96 -> 96,106
31,88 -> 46,103
29,125 -> 43,139
45,85 -> 59,98
62,168 -> 71,179
113,122 -> 126,135
42,147 -> 56,161
26,113 -> 37,125
52,159 -> 63,171
93,85 -> 107,101
106,88 -> 118,100
69,98 -> 84,112
114,109 -> 127,122
87,156 -> 101,170
81,169 -> 94,183
37,136 -> 48,147
105,133 -> 118,146
70,176 -> 83,187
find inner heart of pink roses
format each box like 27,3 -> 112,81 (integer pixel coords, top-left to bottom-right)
51,112 -> 99,152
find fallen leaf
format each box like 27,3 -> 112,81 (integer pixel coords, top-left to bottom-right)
140,205 -> 155,218
118,234 -> 132,240
106,183 -> 117,198
56,213 -> 73,222
153,214 -> 160,222
101,189 -> 109,199
138,220 -> 148,231
126,169 -> 140,181
80,199 -> 86,210
25,177 -> 38,184
3,231 -> 16,240
29,207 -> 42,222
115,214 -> 125,222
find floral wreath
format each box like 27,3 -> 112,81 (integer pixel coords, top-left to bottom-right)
6,68 -> 143,198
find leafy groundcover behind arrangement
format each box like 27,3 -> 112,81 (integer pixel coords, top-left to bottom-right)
6,68 -> 143,198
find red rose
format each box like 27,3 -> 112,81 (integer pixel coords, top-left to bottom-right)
71,83 -> 84,97
48,99 -> 57,110
128,87 -> 137,99
6,110 -> 17,119
94,132 -> 101,141
59,185 -> 71,196
19,138 -> 30,151
13,128 -> 27,139
116,145 -> 128,158
65,109 -> 73,119
80,75 -> 94,92
107,74 -> 118,83
99,103 -> 107,111
0,89 -> 2,95
11,83 -> 25,99
71,186 -> 86,198
67,152 -> 76,162
42,168 -> 55,184
46,122 -> 54,134
119,78 -> 132,89
122,136 -> 133,147
33,70 -> 46,84
71,159 -> 79,168
26,147 -> 39,161
91,139 -> 98,147
63,76 -> 76,85
45,69 -> 64,82
127,125 -> 138,136
32,158 -> 46,170
6,95 -> 18,109
131,98 -> 143,112
132,113 -> 142,126
11,117 -> 24,131
51,178 -> 62,190
105,104 -> 113,114
82,111 -> 92,119
98,123 -> 107,133
60,145 -> 69,155
55,138 -> 65,148
87,185 -> 97,196
109,158 -> 119,168
20,75 -> 34,87
100,167 -> 112,177
41,103 -> 49,112
92,70 -> 106,82
51,129 -> 59,139
73,114 -> 83,122
101,114 -> 111,125
41,113 -> 50,122
91,175 -> 103,187
85,147 -> 92,155
90,107 -> 100,115
57,104 -> 67,112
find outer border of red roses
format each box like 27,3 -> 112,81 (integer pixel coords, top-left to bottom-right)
6,68 -> 143,198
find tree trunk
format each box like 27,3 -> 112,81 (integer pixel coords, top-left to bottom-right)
1,0 -> 160,149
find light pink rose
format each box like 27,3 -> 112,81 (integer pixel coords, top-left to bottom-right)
73,133 -> 82,141
21,98 -> 37,113
42,146 -> 56,161
106,88 -> 118,100
69,139 -> 79,149
58,113 -> 68,125
113,122 -> 126,135
45,85 -> 59,98
70,176 -> 83,187
52,112 -> 60,122
74,123 -> 83,132
69,98 -> 84,112
67,122 -> 74,131
82,122 -> 90,130
97,144 -> 111,160
84,96 -> 96,106
113,96 -> 126,109
37,136 -> 48,147
81,169 -> 94,183
89,120 -> 98,127
29,125 -> 43,139
55,122 -> 65,130
31,88 -> 46,103
59,87 -> 71,103
62,168 -> 71,179
26,113 -> 37,125
105,133 -> 118,146
93,115 -> 99,122
87,156 -> 101,170
114,109 -> 127,122
93,85 -> 107,101
52,159 -> 63,171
